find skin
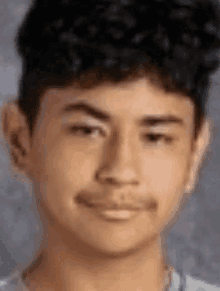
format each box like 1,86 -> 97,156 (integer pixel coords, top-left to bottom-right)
2,77 -> 211,291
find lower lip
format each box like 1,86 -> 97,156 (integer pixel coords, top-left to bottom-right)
91,208 -> 139,222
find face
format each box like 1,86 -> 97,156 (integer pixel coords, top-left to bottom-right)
26,77 -> 195,256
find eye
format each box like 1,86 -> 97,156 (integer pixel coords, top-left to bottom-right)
144,134 -> 174,144
69,126 -> 104,138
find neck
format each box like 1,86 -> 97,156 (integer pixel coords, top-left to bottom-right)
23,224 -> 170,291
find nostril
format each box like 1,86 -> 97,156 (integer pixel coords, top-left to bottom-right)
105,177 -> 116,184
97,166 -> 140,186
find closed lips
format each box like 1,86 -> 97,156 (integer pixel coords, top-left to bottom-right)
75,195 -> 157,211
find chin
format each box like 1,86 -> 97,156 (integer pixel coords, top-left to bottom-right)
80,233 -> 160,259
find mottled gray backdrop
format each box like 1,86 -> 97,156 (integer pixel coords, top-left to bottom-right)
0,0 -> 220,285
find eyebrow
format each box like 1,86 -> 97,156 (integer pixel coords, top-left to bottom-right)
61,102 -> 110,121
60,102 -> 185,127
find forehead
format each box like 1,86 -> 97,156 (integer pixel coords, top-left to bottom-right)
40,77 -> 194,124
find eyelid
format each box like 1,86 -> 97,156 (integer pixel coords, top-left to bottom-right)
143,133 -> 176,143
142,127 -> 179,137
67,121 -> 107,129
154,133 -> 174,140
68,123 -> 108,136
144,133 -> 172,138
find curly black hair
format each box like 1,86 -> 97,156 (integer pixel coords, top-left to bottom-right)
15,0 -> 220,138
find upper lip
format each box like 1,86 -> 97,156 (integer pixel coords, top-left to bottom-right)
76,195 -> 154,211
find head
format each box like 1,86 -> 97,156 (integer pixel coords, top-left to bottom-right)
2,0 -> 220,257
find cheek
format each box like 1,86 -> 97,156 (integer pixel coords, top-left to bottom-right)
41,143 -> 100,195
150,157 -> 188,192
142,152 -> 190,215
35,142 -> 104,227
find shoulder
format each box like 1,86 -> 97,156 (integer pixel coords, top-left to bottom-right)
1,269 -> 220,291
0,271 -> 28,291
171,270 -> 220,291
185,274 -> 220,291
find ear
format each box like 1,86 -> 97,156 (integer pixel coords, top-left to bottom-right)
185,117 -> 212,194
1,99 -> 31,173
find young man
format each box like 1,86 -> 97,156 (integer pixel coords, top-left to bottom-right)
1,0 -> 220,290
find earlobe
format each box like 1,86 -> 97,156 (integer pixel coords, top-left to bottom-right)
185,117 -> 212,194
1,99 -> 21,143
1,99 -> 31,172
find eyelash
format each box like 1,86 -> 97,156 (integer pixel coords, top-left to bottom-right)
69,126 -> 105,137
69,126 -> 175,144
144,134 -> 174,144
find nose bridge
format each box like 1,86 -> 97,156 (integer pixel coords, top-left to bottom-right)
112,128 -> 135,164
97,125 -> 140,185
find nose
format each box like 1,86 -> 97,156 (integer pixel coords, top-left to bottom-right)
96,131 -> 140,186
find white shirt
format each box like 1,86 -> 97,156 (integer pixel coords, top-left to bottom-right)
0,269 -> 220,290
170,271 -> 220,291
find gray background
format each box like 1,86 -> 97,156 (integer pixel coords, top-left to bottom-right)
0,0 -> 220,285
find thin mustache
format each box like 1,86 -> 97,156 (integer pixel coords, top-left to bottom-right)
76,195 -> 157,211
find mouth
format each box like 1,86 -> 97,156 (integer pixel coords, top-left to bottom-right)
95,209 -> 139,221
76,195 -> 143,210
76,195 -> 153,222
